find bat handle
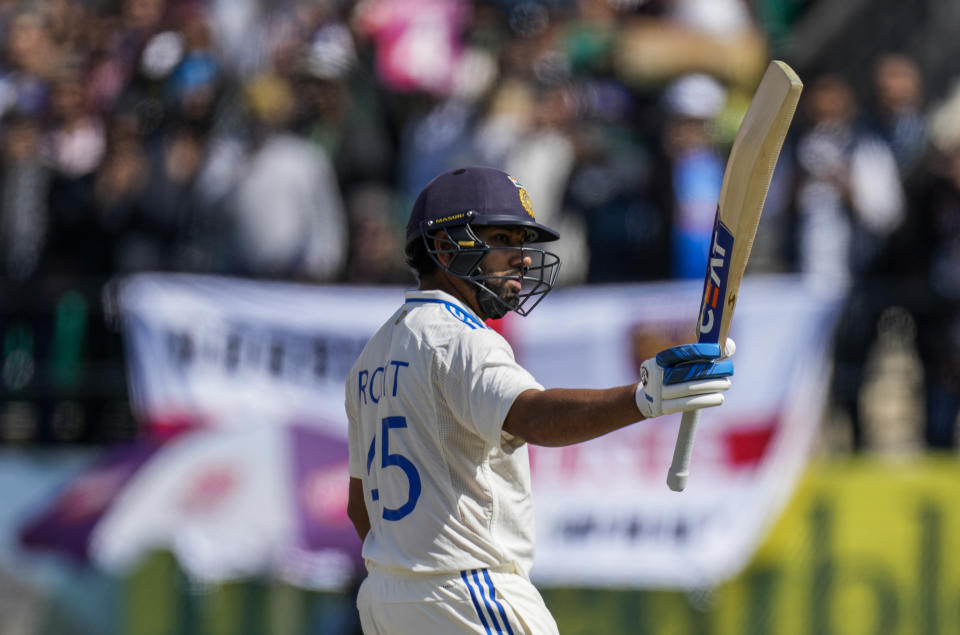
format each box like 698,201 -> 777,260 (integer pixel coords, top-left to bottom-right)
667,409 -> 701,491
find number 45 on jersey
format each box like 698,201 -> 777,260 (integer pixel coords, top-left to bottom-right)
367,416 -> 422,520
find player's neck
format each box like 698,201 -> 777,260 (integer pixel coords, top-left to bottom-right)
419,272 -> 486,319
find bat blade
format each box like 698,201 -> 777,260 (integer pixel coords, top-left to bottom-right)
667,61 -> 803,492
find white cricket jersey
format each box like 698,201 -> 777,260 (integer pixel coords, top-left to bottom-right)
346,289 -> 544,576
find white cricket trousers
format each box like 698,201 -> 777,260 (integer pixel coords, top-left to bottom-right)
356,563 -> 560,634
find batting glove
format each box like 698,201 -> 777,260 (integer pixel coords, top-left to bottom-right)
635,339 -> 735,418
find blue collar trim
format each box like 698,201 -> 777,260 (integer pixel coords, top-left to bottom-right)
406,298 -> 487,330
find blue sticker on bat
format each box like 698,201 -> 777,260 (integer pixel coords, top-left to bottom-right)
696,215 -> 734,344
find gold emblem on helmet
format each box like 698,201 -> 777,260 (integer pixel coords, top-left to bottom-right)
507,175 -> 535,218
519,189 -> 535,218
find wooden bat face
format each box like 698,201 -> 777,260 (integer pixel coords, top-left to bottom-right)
692,61 -> 803,349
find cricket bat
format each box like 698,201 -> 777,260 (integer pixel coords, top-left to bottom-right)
666,61 -> 803,492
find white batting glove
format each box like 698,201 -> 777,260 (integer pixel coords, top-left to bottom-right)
635,339 -> 735,419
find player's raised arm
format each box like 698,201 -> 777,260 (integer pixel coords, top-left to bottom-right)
503,342 -> 734,447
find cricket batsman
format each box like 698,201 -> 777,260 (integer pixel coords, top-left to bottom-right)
345,166 -> 734,633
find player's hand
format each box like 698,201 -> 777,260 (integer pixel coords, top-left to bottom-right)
634,339 -> 735,418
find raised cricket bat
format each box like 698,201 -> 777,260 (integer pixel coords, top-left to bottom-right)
667,61 -> 803,492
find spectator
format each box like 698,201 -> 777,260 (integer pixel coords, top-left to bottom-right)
563,79 -> 669,283
794,73 -> 905,450
879,86 -> 960,448
44,67 -> 112,278
794,73 -> 904,284
503,79 -> 586,286
294,17 -> 400,278
343,184 -> 410,284
660,73 -> 726,279
0,113 -> 49,282
296,21 -> 394,194
866,53 -> 928,180
94,107 -> 152,272
225,72 -> 348,282
46,68 -> 106,180
891,151 -> 960,449
2,8 -> 58,119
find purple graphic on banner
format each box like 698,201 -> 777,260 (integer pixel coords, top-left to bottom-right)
289,423 -> 362,570
19,441 -> 161,561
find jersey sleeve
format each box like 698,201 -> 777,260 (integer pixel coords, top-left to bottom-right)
438,328 -> 543,446
345,369 -> 364,480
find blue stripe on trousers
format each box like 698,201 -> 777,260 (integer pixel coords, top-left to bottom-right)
472,569 -> 504,634
461,570 -> 493,635
481,569 -> 515,635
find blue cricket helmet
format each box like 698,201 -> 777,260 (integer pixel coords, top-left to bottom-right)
405,166 -> 561,246
405,166 -> 561,318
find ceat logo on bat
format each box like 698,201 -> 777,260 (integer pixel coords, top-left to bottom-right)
698,215 -> 734,343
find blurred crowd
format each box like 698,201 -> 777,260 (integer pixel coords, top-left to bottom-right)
0,0 -> 776,286
0,0 -> 958,448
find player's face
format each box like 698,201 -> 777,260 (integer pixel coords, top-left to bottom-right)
475,226 -> 532,309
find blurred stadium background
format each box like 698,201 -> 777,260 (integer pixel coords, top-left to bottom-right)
2,0 -> 960,633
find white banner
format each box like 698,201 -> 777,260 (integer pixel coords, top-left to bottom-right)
120,275 -> 398,438
118,273 -> 843,589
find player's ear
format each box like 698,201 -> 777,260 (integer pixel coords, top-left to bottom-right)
433,231 -> 452,267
